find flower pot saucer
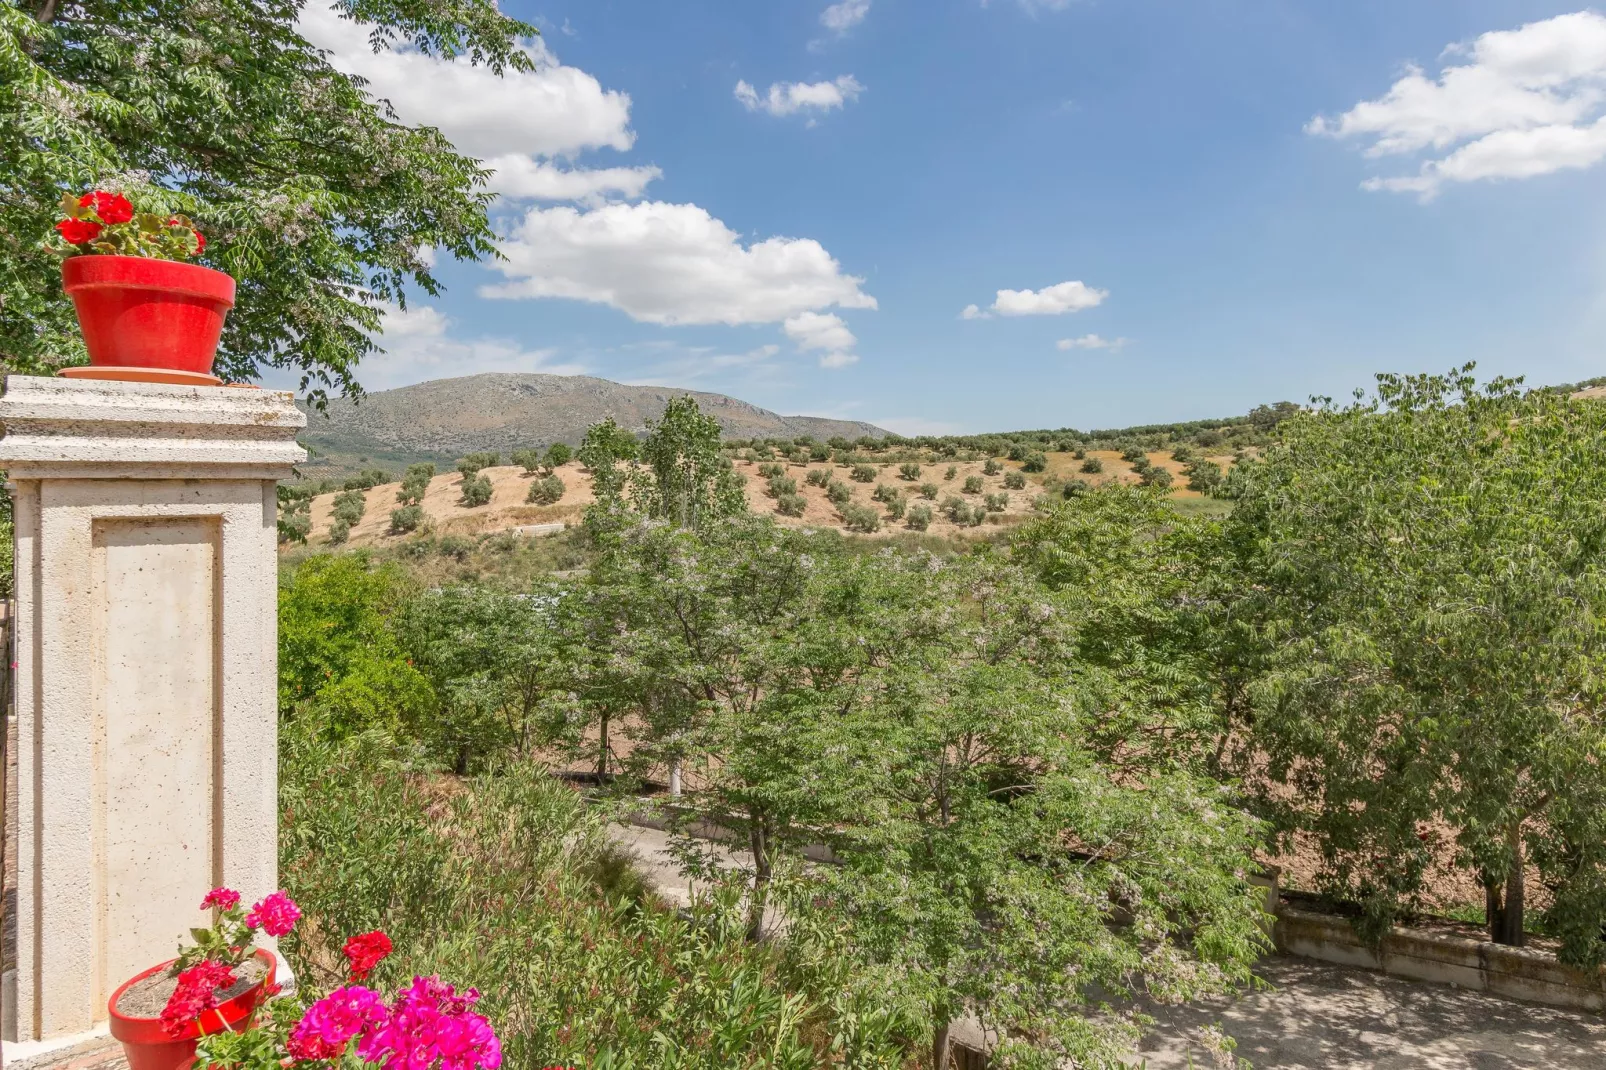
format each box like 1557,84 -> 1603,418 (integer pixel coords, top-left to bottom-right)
59,366 -> 223,386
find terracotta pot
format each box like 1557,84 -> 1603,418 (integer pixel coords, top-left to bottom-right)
62,255 -> 235,377
108,949 -> 277,1070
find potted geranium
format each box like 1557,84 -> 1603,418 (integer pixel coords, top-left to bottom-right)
49,189 -> 233,385
108,888 -> 297,1070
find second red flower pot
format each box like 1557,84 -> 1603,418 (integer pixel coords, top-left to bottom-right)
108,950 -> 277,1070
61,255 -> 235,381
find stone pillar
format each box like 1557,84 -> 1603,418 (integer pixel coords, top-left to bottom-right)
0,376 -> 304,1058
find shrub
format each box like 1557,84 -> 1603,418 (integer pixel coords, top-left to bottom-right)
841,503 -> 881,533
851,464 -> 876,483
945,466 -> 958,481
466,451 -> 500,470
810,444 -> 831,462
918,482 -> 939,500
437,535 -> 473,561
827,480 -> 853,505
390,505 -> 424,533
1170,445 -> 1195,463
458,458 -> 484,479
899,462 -> 921,481
758,462 -> 786,479
511,448 -> 544,475
885,493 -> 907,521
545,442 -> 573,468
962,475 -> 984,495
775,493 -> 807,517
940,495 -> 966,521
1185,458 -> 1225,494
871,483 -> 894,503
1022,451 -> 1047,473
1005,444 -> 1026,462
460,474 -> 493,507
1080,456 -> 1104,474
1120,445 -> 1147,465
1003,471 -> 1026,490
1062,478 -> 1091,498
906,504 -> 932,530
345,468 -> 388,490
767,475 -> 798,498
806,468 -> 831,488
1140,465 -> 1174,489
984,492 -> 1009,513
1073,448 -> 1087,460
526,474 -> 565,505
1197,429 -> 1224,448
327,518 -> 350,545
278,510 -> 311,545
1130,456 -> 1154,475
332,489 -> 366,526
983,459 -> 1002,476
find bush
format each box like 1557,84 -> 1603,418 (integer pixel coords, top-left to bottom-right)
945,465 -> 958,481
1073,448 -> 1087,460
940,495 -> 967,521
1080,456 -> 1104,475
767,475 -> 798,498
460,474 -> 493,507
526,474 -> 565,505
984,492 -> 1009,513
841,503 -> 881,533
885,493 -> 907,520
983,459 -> 1002,476
466,451 -> 500,470
345,468 -> 388,490
1062,478 -> 1091,498
1022,451 -> 1047,473
545,442 -> 573,468
963,475 -> 984,495
1005,445 -> 1026,462
327,518 -> 350,545
397,463 -> 435,505
1185,459 -> 1224,495
775,493 -> 807,517
827,480 -> 853,505
758,462 -> 786,479
278,509 -> 311,545
332,489 -> 366,526
918,482 -> 939,500
851,464 -> 876,483
1130,456 -> 1154,475
511,448 -> 544,475
899,462 -> 921,481
1120,445 -> 1147,465
806,468 -> 831,488
437,534 -> 473,561
1003,471 -> 1026,490
390,505 -> 424,533
1140,465 -> 1174,489
871,483 -> 894,503
906,504 -> 932,531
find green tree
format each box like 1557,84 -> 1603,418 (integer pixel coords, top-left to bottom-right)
1,0 -> 530,393
511,448 -> 544,475
390,504 -> 424,533
899,462 -> 921,481
918,482 -> 939,500
526,473 -> 564,505
1225,367 -> 1606,958
459,473 -> 492,506
1021,451 -> 1047,473
628,396 -> 746,531
851,464 -> 876,483
544,442 -> 573,468
1080,456 -> 1104,475
1003,471 -> 1026,490
962,475 -> 983,495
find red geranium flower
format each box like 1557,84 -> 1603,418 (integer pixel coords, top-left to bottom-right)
55,218 -> 102,245
193,229 -> 206,255
200,887 -> 240,911
342,930 -> 393,981
78,191 -> 134,225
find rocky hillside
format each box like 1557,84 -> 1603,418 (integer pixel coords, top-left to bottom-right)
297,373 -> 890,474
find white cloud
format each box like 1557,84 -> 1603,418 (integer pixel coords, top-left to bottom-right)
735,76 -> 864,118
1057,334 -> 1127,351
483,200 -> 878,328
965,280 -> 1108,318
1309,11 -> 1606,197
297,4 -> 642,203
483,157 -> 661,201
357,303 -> 587,391
785,311 -> 860,367
821,0 -> 870,33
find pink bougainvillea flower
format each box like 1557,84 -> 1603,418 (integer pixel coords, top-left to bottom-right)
158,959 -> 236,1038
343,930 -> 393,981
199,887 -> 241,911
358,976 -> 500,1070
78,190 -> 134,225
286,985 -> 387,1061
55,218 -> 102,245
245,891 -> 301,937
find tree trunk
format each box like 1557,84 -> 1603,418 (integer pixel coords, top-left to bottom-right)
932,1021 -> 951,1070
669,759 -> 682,796
1484,878 -> 1504,944
747,821 -> 771,943
596,711 -> 609,779
453,743 -> 469,777
1495,822 -> 1526,947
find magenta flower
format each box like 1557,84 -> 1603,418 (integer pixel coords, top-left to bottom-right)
199,887 -> 240,911
358,977 -> 500,1070
287,985 -> 387,1061
245,890 -> 301,937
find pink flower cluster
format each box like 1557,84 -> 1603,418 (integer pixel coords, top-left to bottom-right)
246,891 -> 301,937
200,887 -> 240,911
159,960 -> 236,1037
286,976 -> 500,1070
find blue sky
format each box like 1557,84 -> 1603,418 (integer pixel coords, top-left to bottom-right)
290,0 -> 1606,435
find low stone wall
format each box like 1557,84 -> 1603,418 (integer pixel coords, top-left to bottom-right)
1274,902 -> 1606,1011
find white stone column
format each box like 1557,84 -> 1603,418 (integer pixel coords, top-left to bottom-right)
0,376 -> 304,1057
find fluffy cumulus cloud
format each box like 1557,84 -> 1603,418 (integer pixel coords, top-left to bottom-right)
821,0 -> 871,33
1056,334 -> 1127,351
1309,11 -> 1606,197
735,76 -> 865,118
963,280 -> 1108,319
297,3 -> 647,201
356,304 -> 587,391
784,311 -> 860,368
484,200 -> 878,328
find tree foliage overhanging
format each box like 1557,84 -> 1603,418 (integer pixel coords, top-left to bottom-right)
1,0 -> 532,397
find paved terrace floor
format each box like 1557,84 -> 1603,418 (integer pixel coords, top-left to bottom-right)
608,822 -> 1606,1070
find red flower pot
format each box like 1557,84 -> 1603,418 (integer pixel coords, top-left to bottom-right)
108,950 -> 277,1070
62,255 -> 235,380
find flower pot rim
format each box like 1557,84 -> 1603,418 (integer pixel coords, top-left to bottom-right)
107,948 -> 276,1044
62,254 -> 235,307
